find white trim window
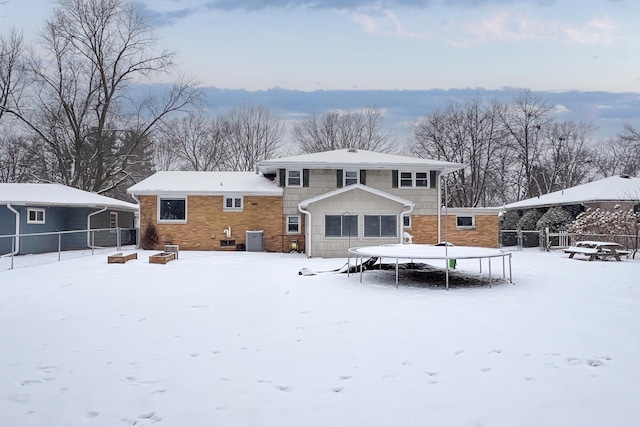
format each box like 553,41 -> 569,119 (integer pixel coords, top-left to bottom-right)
399,171 -> 430,188
158,197 -> 187,223
27,208 -> 45,224
287,169 -> 302,187
109,211 -> 118,229
364,215 -> 397,237
224,195 -> 243,212
456,215 -> 475,229
286,215 -> 301,234
344,170 -> 359,186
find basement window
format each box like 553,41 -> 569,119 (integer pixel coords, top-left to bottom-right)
27,208 -> 45,224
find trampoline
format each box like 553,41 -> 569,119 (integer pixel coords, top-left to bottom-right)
347,244 -> 512,289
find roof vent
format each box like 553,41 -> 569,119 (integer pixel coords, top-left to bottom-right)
348,148 -> 357,153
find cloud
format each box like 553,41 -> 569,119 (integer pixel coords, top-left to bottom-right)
203,0 -> 550,12
562,17 -> 617,44
134,2 -> 200,26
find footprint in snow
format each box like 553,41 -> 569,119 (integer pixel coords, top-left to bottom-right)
424,371 -> 438,377
86,411 -> 99,418
454,350 -> 464,355
481,368 -> 491,372
275,385 -> 294,392
338,375 -> 352,380
331,387 -> 344,393
490,349 -> 502,354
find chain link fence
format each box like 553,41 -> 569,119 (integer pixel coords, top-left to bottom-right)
499,229 -> 545,251
0,228 -> 138,271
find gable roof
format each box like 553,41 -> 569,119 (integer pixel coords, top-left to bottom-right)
0,183 -> 138,211
299,184 -> 414,209
127,171 -> 283,196
257,149 -> 464,175
503,175 -> 640,210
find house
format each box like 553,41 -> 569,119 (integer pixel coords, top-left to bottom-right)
129,149 -> 502,257
503,175 -> 640,212
0,183 -> 139,255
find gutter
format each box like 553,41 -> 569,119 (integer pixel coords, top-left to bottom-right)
6,203 -> 20,255
87,206 -> 108,248
400,203 -> 414,244
298,203 -> 312,258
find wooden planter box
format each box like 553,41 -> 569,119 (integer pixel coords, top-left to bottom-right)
108,252 -> 138,264
149,252 -> 176,265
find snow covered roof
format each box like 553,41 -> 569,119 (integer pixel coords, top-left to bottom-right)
256,149 -> 464,175
299,184 -> 414,209
127,171 -> 283,196
503,175 -> 640,210
0,183 -> 138,211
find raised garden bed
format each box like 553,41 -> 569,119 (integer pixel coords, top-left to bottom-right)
107,252 -> 138,264
149,252 -> 176,265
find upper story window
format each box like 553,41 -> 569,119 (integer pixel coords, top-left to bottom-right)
344,170 -> 359,186
158,197 -> 187,223
287,169 -> 302,187
456,215 -> 475,229
399,171 -> 430,188
27,208 -> 45,224
224,196 -> 243,212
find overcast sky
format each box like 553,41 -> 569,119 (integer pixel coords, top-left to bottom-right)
2,0 -> 639,140
3,0 -> 639,92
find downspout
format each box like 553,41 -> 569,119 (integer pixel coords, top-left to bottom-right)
87,206 -> 108,248
298,203 -> 312,258
400,203 -> 414,244
7,203 -> 20,255
437,171 -> 442,243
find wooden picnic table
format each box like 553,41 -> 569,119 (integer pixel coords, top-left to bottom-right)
564,241 -> 630,261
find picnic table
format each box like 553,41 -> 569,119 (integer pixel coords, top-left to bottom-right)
564,241 -> 630,261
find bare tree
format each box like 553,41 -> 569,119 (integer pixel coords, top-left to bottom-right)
293,106 -> 396,154
593,125 -> 640,178
535,121 -> 597,192
223,104 -> 283,171
0,133 -> 33,182
411,96 -> 509,207
499,89 -> 554,199
0,27 -> 24,122
159,113 -> 228,171
2,0 -> 199,196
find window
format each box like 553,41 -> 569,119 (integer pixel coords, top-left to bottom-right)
456,215 -> 475,229
344,170 -> 359,186
400,172 -> 413,187
109,212 -> 118,229
224,196 -> 243,212
287,215 -> 301,234
158,198 -> 187,222
364,215 -> 397,237
399,171 -> 431,188
325,215 -> 358,237
403,215 -> 411,228
27,208 -> 45,224
287,169 -> 302,187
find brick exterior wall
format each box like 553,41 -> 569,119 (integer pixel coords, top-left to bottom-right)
411,214 -> 499,248
139,195 -> 300,252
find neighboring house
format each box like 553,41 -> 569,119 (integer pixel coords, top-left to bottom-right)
503,175 -> 640,212
0,183 -> 139,255
129,149 -> 502,257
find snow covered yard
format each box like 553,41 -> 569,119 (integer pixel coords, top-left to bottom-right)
1,249 -> 639,427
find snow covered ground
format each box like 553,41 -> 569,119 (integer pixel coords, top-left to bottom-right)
1,249 -> 638,427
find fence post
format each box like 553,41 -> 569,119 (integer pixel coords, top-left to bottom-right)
58,233 -> 61,261
91,230 -> 95,255
517,230 -> 523,251
116,227 -> 121,251
11,236 -> 15,270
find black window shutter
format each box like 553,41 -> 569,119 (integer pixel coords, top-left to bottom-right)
337,169 -> 343,188
360,170 -> 366,185
303,169 -> 309,187
279,169 -> 286,187
392,170 -> 398,188
430,171 -> 437,188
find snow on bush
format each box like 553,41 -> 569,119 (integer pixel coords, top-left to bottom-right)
567,206 -> 640,245
517,209 -> 543,231
536,207 -> 575,232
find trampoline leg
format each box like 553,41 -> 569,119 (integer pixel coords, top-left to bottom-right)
347,252 -> 350,277
395,257 -> 399,289
502,256 -> 505,278
479,259 -> 482,274
509,254 -> 513,284
360,255 -> 363,284
446,260 -> 449,291
489,259 -> 492,288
